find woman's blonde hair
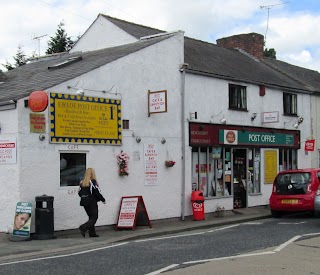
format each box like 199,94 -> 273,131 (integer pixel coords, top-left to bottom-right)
81,168 -> 97,187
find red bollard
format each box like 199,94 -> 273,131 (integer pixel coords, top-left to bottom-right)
191,191 -> 205,220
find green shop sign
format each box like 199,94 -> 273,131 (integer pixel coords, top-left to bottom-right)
219,130 -> 294,146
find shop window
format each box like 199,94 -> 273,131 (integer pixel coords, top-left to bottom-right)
229,84 -> 247,110
60,153 -> 86,187
279,149 -> 297,171
283,93 -> 297,115
250,149 -> 261,194
192,147 -> 230,198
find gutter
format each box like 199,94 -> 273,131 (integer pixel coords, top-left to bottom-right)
0,100 -> 16,111
180,63 -> 189,221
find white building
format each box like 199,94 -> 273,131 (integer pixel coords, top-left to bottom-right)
0,14 -> 319,233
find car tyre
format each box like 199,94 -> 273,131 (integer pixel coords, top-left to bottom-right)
271,210 -> 282,218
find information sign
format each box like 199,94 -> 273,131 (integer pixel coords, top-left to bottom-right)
50,93 -> 122,144
116,196 -> 151,230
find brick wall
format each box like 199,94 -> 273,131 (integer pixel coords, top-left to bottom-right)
216,33 -> 264,60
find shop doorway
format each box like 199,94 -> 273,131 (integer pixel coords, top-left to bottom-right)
233,149 -> 247,208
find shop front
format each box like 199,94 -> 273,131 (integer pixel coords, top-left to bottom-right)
189,123 -> 300,209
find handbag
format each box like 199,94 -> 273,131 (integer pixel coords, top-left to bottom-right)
79,187 -> 94,206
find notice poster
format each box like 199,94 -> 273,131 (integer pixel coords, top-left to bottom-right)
13,202 -> 32,237
0,138 -> 17,164
264,150 -> 277,184
117,197 -> 139,227
144,144 -> 158,186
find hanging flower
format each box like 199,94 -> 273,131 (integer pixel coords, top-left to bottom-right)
165,160 -> 176,167
116,151 -> 130,176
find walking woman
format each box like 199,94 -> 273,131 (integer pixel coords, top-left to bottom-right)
78,168 -> 106,237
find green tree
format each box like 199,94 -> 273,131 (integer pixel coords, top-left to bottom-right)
2,45 -> 27,70
46,21 -> 74,54
264,48 -> 277,59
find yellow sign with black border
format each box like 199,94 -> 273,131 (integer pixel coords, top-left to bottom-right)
50,93 -> 122,145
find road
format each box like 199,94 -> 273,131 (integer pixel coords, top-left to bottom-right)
0,215 -> 320,275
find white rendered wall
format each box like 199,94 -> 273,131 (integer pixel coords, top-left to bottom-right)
184,73 -> 312,211
0,109 -> 20,232
8,33 -> 184,232
70,15 -> 138,53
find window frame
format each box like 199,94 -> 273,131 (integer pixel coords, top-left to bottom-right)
228,84 -> 247,111
60,152 -> 87,187
283,92 -> 297,116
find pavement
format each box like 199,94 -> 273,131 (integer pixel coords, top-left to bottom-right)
0,205 -> 272,264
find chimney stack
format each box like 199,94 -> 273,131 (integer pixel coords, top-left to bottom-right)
216,33 -> 264,60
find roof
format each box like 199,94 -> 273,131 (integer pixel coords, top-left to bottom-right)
100,14 -> 320,93
0,34 -> 173,102
263,58 -> 320,92
184,37 -> 311,92
101,14 -> 165,39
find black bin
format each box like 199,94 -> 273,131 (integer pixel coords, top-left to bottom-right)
34,195 -> 55,240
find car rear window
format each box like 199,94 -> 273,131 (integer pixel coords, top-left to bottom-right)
275,172 -> 311,195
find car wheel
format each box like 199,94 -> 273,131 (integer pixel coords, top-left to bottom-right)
271,210 -> 282,218
313,210 -> 320,218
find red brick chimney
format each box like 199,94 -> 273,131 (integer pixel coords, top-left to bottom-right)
216,33 -> 264,60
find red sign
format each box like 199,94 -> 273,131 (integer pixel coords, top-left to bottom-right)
28,91 -> 48,112
305,140 -> 315,151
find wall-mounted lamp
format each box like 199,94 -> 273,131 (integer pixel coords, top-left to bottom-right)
251,112 -> 257,121
136,137 -> 141,143
76,88 -> 85,96
189,112 -> 197,120
220,118 -> 227,124
68,81 -> 120,97
39,134 -> 45,141
211,111 -> 227,124
293,116 -> 304,129
161,138 -> 166,144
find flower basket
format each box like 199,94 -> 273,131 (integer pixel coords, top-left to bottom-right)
165,160 -> 175,167
116,151 -> 129,176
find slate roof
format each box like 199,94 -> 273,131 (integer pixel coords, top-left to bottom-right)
0,34 -> 173,102
101,14 -> 165,39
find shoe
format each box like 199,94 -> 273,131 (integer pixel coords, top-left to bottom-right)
89,234 -> 99,237
79,226 -> 86,237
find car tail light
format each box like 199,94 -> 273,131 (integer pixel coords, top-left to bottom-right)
273,185 -> 277,193
316,186 -> 320,196
307,183 -> 312,193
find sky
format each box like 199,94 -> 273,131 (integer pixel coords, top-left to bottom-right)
1,0 -> 320,72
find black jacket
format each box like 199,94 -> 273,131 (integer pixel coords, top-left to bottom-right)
79,179 -> 105,203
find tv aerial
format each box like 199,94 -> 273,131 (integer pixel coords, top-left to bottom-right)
260,2 -> 290,44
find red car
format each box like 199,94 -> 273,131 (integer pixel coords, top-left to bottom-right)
269,168 -> 320,217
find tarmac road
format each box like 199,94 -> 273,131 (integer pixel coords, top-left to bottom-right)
165,234 -> 320,275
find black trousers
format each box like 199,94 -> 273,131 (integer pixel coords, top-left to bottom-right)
80,201 -> 99,235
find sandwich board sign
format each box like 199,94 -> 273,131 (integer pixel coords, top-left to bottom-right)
12,202 -> 32,237
116,196 -> 151,230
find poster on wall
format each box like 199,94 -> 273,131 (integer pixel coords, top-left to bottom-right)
30,113 -> 46,133
12,202 -> 32,237
0,138 -> 17,164
264,150 -> 277,184
49,93 -> 122,145
144,144 -> 158,186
